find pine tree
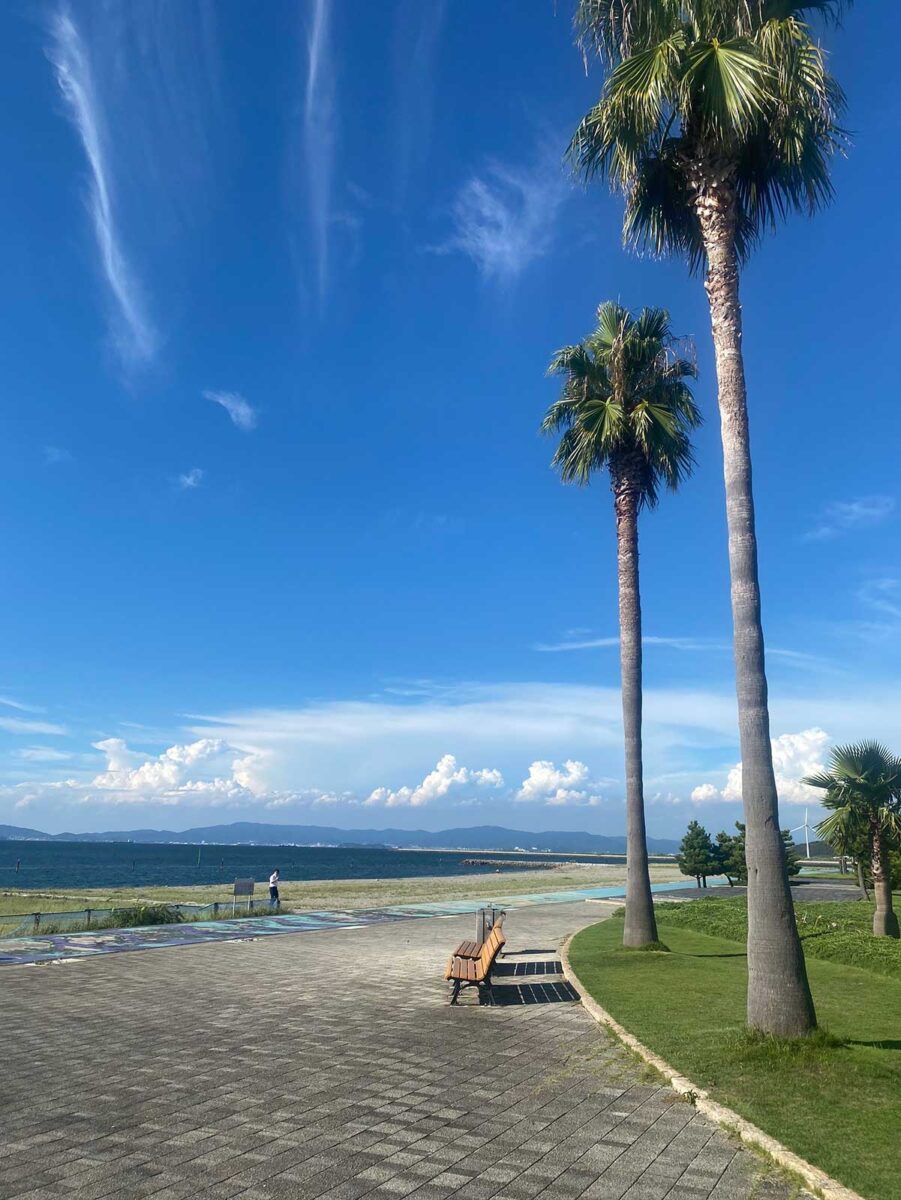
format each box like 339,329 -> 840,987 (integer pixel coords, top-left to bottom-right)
716,823 -> 746,887
715,821 -> 799,886
677,820 -> 718,888
782,829 -> 802,879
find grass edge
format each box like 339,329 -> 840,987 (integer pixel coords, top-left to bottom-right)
558,928 -> 866,1200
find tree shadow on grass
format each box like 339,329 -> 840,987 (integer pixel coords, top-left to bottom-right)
504,948 -> 557,956
846,1039 -> 901,1051
682,951 -> 748,959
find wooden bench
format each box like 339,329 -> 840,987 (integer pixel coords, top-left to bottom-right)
445,923 -> 506,1005
451,911 -> 505,961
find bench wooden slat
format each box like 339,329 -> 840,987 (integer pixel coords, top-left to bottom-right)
451,914 -> 505,961
445,924 -> 506,1001
452,940 -> 482,959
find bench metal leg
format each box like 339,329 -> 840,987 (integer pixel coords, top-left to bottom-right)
478,980 -> 495,1006
449,979 -> 462,1005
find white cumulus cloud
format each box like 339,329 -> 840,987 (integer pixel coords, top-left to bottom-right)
91,736 -> 233,793
365,754 -> 503,808
516,759 -> 604,807
690,783 -> 720,803
694,728 -> 830,808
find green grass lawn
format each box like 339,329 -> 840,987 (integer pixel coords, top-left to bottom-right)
651,896 -> 901,980
799,870 -> 859,883
569,916 -> 901,1200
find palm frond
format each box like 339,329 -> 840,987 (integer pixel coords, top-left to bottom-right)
570,0 -> 848,266
801,770 -> 833,791
806,738 -> 901,853
574,0 -> 684,66
815,807 -> 862,853
681,38 -> 772,139
542,302 -> 700,501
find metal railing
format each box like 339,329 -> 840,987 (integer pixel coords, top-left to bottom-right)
4,897 -> 283,938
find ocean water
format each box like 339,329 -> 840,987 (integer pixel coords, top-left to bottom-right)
0,840 -> 630,891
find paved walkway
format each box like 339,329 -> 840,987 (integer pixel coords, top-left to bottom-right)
2,901 -> 793,1200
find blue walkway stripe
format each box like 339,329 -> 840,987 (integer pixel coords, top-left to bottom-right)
0,878 -> 712,966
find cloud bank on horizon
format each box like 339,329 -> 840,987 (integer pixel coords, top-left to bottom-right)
0,680 -> 864,834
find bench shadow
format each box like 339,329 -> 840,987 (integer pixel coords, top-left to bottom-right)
491,980 -> 580,1006
495,959 -> 564,977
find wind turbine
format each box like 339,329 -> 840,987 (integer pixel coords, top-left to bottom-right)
791,808 -> 815,858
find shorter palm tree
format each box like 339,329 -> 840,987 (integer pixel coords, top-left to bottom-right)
804,742 -> 901,938
543,302 -> 700,948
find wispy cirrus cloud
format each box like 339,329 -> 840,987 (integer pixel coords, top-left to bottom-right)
17,747 -> 73,763
204,390 -> 258,431
534,634 -> 721,653
43,445 -> 73,466
302,0 -> 337,298
839,577 -> 901,644
47,6 -> 157,366
0,716 -> 68,737
858,577 -> 901,622
533,633 -> 839,675
392,0 -> 447,203
178,468 -> 205,490
436,143 -> 570,283
0,696 -> 46,714
805,495 -> 894,541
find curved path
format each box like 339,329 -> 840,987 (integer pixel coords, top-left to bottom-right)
1,900 -> 793,1200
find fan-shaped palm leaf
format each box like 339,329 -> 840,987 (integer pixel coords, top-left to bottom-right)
804,740 -> 901,938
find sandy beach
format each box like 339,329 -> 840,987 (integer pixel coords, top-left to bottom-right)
0,860 -> 685,930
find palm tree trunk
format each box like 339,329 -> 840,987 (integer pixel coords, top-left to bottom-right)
870,827 -> 899,938
695,180 -> 816,1035
613,468 -> 659,948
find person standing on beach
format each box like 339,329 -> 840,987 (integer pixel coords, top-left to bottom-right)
269,868 -> 280,910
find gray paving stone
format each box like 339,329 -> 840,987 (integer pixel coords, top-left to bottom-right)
1,901 -> 789,1200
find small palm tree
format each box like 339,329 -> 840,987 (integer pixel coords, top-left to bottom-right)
568,0 -> 849,1036
544,302 -> 700,948
804,743 -> 901,938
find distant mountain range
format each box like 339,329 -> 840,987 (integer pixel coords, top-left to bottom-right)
0,820 -> 681,855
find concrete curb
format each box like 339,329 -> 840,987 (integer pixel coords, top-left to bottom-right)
559,932 -> 866,1200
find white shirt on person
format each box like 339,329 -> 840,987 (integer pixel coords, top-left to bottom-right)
269,873 -> 279,888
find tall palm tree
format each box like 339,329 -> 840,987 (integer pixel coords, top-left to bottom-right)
804,742 -> 901,938
568,0 -> 850,1035
544,302 -> 700,947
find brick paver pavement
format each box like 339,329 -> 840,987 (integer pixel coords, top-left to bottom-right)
1,900 -> 793,1200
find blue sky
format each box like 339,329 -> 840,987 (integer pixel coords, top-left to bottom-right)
1,1 -> 899,837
